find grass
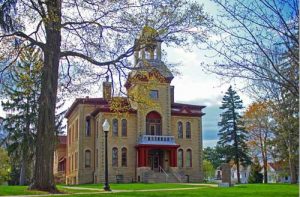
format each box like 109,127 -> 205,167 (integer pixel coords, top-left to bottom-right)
0,185 -> 99,196
62,184 -> 300,197
0,185 -> 47,196
0,183 -> 298,197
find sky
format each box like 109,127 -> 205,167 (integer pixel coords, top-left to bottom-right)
0,0 -> 253,148
165,46 -> 251,148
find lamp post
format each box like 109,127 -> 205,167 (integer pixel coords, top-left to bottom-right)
102,119 -> 111,191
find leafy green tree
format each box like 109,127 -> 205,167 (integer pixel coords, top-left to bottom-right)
0,147 -> 10,184
248,157 -> 263,183
203,145 -> 230,169
203,160 -> 215,181
1,48 -> 42,185
218,86 -> 250,183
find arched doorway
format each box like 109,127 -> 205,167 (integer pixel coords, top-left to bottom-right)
146,111 -> 162,136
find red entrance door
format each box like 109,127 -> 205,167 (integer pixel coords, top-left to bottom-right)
148,152 -> 162,171
148,155 -> 160,171
153,155 -> 159,171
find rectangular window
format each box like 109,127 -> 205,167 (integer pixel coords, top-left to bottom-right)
72,125 -> 75,141
112,148 -> 118,167
86,118 -> 91,136
85,150 -> 91,168
178,149 -> 183,168
186,150 -> 192,167
96,121 -> 99,138
75,152 -> 78,170
112,119 -> 118,136
96,149 -> 98,168
68,156 -> 71,173
58,160 -> 65,172
122,119 -> 127,137
71,154 -> 74,171
121,148 -> 127,167
75,119 -> 79,140
149,90 -> 159,99
68,127 -> 71,145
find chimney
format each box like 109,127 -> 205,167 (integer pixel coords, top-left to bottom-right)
170,86 -> 174,104
103,76 -> 112,100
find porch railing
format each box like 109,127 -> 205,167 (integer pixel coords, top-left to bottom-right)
138,135 -> 176,145
158,165 -> 169,182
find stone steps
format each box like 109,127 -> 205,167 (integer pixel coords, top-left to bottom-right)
145,171 -> 180,183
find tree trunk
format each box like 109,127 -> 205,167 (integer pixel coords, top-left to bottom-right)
288,150 -> 297,184
263,157 -> 268,183
234,130 -> 240,183
21,97 -> 30,186
260,131 -> 268,183
19,157 -> 27,185
29,0 -> 61,193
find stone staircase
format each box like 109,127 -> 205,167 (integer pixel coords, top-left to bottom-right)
144,171 -> 180,183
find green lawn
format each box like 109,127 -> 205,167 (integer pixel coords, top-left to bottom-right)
0,183 -> 298,197
0,186 -> 47,196
64,184 -> 299,197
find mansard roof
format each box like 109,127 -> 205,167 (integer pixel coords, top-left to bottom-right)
134,59 -> 174,80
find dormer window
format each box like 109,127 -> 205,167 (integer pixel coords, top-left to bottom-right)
150,90 -> 158,99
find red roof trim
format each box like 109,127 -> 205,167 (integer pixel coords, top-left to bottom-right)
171,112 -> 205,117
172,103 -> 206,110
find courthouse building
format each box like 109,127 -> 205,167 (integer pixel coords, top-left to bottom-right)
64,31 -> 205,184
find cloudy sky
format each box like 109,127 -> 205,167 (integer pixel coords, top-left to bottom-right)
166,45 -> 251,148
0,1 -> 253,148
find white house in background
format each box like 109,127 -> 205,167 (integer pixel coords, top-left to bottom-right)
231,165 -> 250,184
215,164 -> 250,184
263,162 -> 291,183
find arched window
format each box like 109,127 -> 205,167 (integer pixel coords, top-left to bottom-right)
146,111 -> 162,135
178,149 -> 183,168
112,119 -> 118,136
85,150 -> 91,168
121,147 -> 127,167
86,116 -> 91,136
186,122 -> 191,139
186,149 -> 192,167
122,119 -> 127,137
112,147 -> 118,167
178,122 -> 183,138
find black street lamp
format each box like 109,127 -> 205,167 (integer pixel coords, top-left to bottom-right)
102,119 -> 111,191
